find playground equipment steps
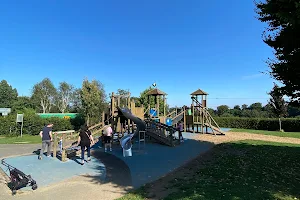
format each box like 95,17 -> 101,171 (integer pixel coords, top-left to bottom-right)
191,97 -> 225,135
144,119 -> 179,147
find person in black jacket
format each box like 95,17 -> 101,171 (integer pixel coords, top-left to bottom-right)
77,124 -> 94,165
38,123 -> 53,160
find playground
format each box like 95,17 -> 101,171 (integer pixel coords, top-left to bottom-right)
0,88 -> 228,197
1,87 -> 299,200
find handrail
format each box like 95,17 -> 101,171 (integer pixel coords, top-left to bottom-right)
88,115 -> 114,131
191,96 -> 203,107
171,111 -> 184,120
55,130 -> 75,135
205,110 -> 221,129
166,110 -> 176,118
144,119 -> 178,132
144,107 -> 150,115
88,122 -> 102,130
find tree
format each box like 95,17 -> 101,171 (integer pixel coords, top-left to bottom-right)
131,97 -> 141,107
56,82 -> 75,113
81,79 -> 107,125
216,105 -> 229,116
69,88 -> 83,113
255,0 -> 300,105
116,89 -> 130,107
233,105 -> 241,110
263,103 -> 277,118
0,80 -> 18,108
249,102 -> 263,110
12,96 -> 34,113
241,104 -> 248,110
287,104 -> 300,117
207,108 -> 217,117
31,78 -> 57,113
268,83 -> 288,131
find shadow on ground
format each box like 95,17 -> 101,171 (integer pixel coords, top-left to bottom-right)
122,141 -> 300,200
81,135 -> 215,193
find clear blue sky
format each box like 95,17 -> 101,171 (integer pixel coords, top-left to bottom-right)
0,0 -> 275,109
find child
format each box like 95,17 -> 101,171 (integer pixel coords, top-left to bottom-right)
59,136 -> 63,153
177,121 -> 184,142
103,125 -> 113,152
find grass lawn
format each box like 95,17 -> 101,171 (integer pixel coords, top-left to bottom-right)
0,135 -> 42,144
119,140 -> 300,200
230,128 -> 300,138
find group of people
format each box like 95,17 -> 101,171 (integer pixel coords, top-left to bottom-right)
38,123 -> 113,165
38,120 -> 184,164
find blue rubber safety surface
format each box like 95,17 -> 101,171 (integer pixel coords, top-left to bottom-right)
0,154 -> 106,190
93,130 -> 229,188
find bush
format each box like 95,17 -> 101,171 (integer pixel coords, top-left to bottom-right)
214,117 -> 300,132
0,114 -> 73,136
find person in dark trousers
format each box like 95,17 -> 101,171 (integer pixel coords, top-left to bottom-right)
77,124 -> 94,165
38,123 -> 53,160
177,121 -> 184,142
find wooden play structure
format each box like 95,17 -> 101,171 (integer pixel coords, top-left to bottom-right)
108,92 -> 144,136
145,88 -> 168,123
166,89 -> 224,135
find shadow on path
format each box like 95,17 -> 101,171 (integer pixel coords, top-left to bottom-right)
90,150 -> 132,188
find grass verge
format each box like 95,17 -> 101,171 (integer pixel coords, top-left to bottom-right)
119,140 -> 300,200
0,135 -> 41,144
230,128 -> 300,138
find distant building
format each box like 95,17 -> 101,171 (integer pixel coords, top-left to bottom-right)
0,108 -> 11,116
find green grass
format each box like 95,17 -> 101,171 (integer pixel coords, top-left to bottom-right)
0,134 -> 41,144
119,140 -> 300,200
230,128 -> 300,138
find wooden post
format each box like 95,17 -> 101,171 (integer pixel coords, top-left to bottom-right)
163,95 -> 166,120
53,133 -> 57,158
61,133 -> 67,162
148,95 -> 150,117
183,106 -> 186,132
111,92 -> 115,116
192,99 -> 195,133
102,112 -> 105,126
156,95 -> 159,117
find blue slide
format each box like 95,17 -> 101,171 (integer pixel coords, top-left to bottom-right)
117,107 -> 146,156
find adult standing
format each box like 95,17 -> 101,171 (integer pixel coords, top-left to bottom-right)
77,124 -> 94,165
38,123 -> 53,160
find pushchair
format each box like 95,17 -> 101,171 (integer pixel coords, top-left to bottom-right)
1,159 -> 38,195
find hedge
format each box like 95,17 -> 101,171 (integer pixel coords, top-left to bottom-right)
0,114 -> 74,136
214,117 -> 300,132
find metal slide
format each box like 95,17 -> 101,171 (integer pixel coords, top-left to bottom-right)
117,107 -> 178,150
117,107 -> 146,156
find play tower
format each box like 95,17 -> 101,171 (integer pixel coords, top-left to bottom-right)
186,89 -> 224,135
146,88 -> 167,123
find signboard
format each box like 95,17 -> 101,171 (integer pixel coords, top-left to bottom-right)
16,114 -> 24,123
0,108 -> 11,116
37,113 -> 78,119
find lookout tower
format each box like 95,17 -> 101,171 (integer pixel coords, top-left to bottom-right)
190,89 -> 208,134
187,88 -> 224,135
146,88 -> 167,123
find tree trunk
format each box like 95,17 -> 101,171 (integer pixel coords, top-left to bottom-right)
87,115 -> 90,126
279,117 -> 282,131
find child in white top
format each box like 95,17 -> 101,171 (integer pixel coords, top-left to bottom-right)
103,125 -> 113,152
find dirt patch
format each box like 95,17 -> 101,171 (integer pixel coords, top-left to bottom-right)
194,131 -> 300,145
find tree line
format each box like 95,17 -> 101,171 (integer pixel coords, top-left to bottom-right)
0,78 -> 166,125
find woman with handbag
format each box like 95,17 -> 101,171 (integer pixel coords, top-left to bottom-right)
77,124 -> 94,165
